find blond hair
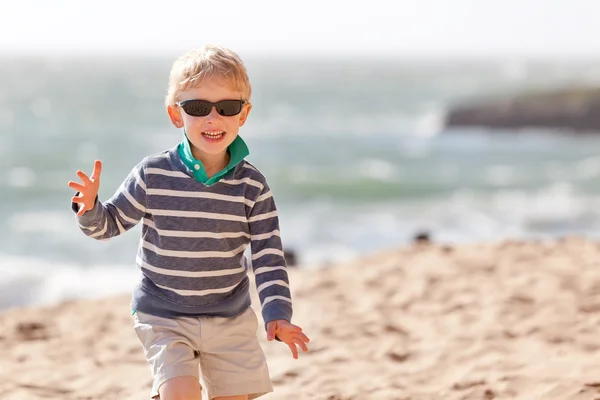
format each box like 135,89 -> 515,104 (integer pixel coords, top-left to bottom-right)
165,45 -> 252,107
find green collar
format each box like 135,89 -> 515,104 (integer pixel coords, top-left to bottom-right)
178,130 -> 249,185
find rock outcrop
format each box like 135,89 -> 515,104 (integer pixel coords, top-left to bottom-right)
444,86 -> 600,132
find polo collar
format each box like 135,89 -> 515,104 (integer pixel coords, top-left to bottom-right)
178,129 -> 249,185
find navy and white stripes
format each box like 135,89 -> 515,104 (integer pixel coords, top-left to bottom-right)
74,145 -> 292,324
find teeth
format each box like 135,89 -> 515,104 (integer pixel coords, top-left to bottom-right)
202,131 -> 224,137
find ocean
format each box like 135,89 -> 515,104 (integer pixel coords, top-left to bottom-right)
2,53 -> 600,309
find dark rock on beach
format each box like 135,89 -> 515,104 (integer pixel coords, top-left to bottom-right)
444,86 -> 600,133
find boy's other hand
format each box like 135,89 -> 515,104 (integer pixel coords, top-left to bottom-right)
266,320 -> 310,359
68,160 -> 102,216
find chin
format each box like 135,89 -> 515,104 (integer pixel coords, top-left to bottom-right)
190,139 -> 226,152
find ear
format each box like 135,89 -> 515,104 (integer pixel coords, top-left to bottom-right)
167,105 -> 184,128
238,103 -> 252,127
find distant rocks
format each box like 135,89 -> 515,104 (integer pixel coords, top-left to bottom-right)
444,86 -> 600,133
412,231 -> 431,244
284,249 -> 298,267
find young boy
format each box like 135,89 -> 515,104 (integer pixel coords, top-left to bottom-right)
68,45 -> 309,400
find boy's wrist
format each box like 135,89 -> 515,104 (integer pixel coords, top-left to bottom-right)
72,194 -> 101,221
262,302 -> 293,329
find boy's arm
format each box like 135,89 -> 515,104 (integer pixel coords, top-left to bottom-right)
71,162 -> 148,240
248,181 -> 293,327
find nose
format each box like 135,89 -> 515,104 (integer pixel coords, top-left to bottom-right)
205,106 -> 221,121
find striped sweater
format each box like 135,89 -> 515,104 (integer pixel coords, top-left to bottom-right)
72,145 -> 293,326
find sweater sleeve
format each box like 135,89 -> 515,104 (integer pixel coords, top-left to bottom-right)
72,162 -> 148,240
248,180 -> 293,326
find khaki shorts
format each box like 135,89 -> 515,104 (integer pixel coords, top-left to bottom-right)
133,306 -> 273,399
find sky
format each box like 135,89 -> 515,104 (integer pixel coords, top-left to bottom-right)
1,0 -> 599,58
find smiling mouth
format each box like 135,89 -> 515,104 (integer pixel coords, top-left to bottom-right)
202,131 -> 225,140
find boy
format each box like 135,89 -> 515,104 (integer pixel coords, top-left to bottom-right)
68,45 -> 309,400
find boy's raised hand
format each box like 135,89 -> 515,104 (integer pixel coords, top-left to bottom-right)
68,160 -> 102,216
266,320 -> 310,359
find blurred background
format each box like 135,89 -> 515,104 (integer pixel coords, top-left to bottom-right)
2,0 -> 600,309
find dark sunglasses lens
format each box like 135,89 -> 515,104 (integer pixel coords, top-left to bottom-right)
216,100 -> 243,116
182,100 -> 212,116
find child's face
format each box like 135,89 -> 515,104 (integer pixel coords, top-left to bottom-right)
167,79 -> 251,159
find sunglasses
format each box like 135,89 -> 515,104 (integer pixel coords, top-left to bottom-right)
177,99 -> 247,117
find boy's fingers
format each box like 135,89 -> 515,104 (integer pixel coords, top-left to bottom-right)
266,321 -> 277,341
287,342 -> 298,359
91,160 -> 102,180
68,181 -> 85,192
294,332 -> 310,343
76,170 -> 92,184
71,196 -> 85,204
293,337 -> 309,352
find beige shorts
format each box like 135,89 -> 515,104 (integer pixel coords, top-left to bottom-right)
133,306 -> 273,399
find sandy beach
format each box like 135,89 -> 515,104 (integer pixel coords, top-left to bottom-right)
2,237 -> 600,399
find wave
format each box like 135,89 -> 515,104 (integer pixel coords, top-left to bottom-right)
0,255 -> 140,310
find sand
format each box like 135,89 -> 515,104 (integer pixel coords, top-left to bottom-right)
2,237 -> 600,399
